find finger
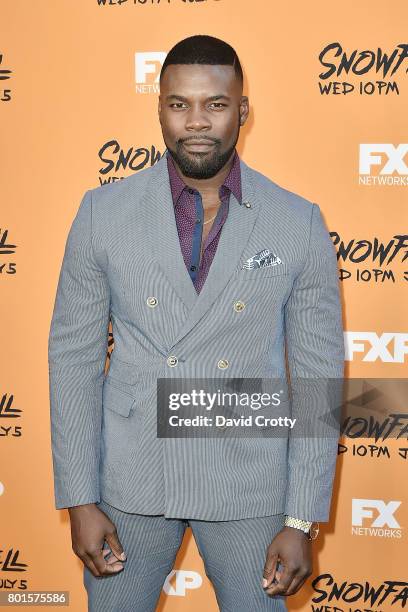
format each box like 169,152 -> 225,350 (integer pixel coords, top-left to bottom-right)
89,549 -> 124,575
263,559 -> 283,590
262,552 -> 278,588
283,573 -> 308,596
105,552 -> 122,567
274,561 -> 284,582
269,566 -> 283,587
81,553 -> 102,578
101,541 -> 124,568
265,564 -> 296,596
102,547 -> 119,566
105,531 -> 127,561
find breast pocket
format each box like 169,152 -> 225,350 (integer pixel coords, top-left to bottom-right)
235,263 -> 291,282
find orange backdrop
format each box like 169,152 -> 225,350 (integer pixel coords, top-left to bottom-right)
1,0 -> 407,610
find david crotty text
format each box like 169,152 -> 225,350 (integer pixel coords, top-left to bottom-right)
167,415 -> 297,428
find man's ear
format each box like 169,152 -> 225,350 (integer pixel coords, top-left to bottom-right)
239,96 -> 249,126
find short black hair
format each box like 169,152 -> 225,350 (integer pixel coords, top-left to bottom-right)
160,35 -> 243,86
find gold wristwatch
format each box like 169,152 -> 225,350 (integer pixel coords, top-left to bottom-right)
284,516 -> 319,540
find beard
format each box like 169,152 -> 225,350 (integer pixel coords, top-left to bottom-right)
165,127 -> 240,180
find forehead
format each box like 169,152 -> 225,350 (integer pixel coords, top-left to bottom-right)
160,64 -> 240,97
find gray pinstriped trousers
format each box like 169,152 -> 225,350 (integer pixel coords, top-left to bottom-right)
83,499 -> 287,611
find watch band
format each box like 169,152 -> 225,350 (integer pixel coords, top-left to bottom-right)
284,516 -> 312,532
284,516 -> 319,540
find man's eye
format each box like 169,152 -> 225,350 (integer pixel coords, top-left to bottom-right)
169,102 -> 226,109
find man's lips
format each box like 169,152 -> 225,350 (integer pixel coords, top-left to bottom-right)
182,140 -> 216,151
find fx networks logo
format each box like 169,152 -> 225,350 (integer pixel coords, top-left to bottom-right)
135,52 -> 166,94
352,499 -> 402,538
359,144 -> 408,185
345,332 -> 408,363
0,52 -> 12,102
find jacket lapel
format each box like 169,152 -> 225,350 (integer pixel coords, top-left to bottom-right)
142,155 -> 199,311
142,154 -> 262,351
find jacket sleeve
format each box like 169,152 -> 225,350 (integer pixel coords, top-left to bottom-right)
283,203 -> 344,522
48,189 -> 111,510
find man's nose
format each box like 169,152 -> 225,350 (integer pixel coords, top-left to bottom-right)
185,106 -> 212,131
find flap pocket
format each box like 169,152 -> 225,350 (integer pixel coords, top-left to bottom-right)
103,380 -> 136,417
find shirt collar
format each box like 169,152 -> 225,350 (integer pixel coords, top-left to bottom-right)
166,148 -> 242,207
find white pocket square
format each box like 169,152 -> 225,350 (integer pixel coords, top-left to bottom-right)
242,249 -> 283,270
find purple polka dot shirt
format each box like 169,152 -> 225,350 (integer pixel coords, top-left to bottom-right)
166,149 -> 242,294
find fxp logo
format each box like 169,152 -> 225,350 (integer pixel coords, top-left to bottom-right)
163,570 -> 202,596
359,144 -> 408,185
344,332 -> 408,363
352,499 -> 402,538
135,52 -> 166,94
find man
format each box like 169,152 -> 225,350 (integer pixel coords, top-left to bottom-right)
48,35 -> 344,611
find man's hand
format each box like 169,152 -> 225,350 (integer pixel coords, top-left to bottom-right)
68,503 -> 127,577
262,526 -> 312,596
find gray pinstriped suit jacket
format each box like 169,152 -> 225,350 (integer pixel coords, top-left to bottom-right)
48,153 -> 345,521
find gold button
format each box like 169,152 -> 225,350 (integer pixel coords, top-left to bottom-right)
146,296 -> 158,307
167,355 -> 178,367
217,359 -> 229,369
233,301 -> 245,312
